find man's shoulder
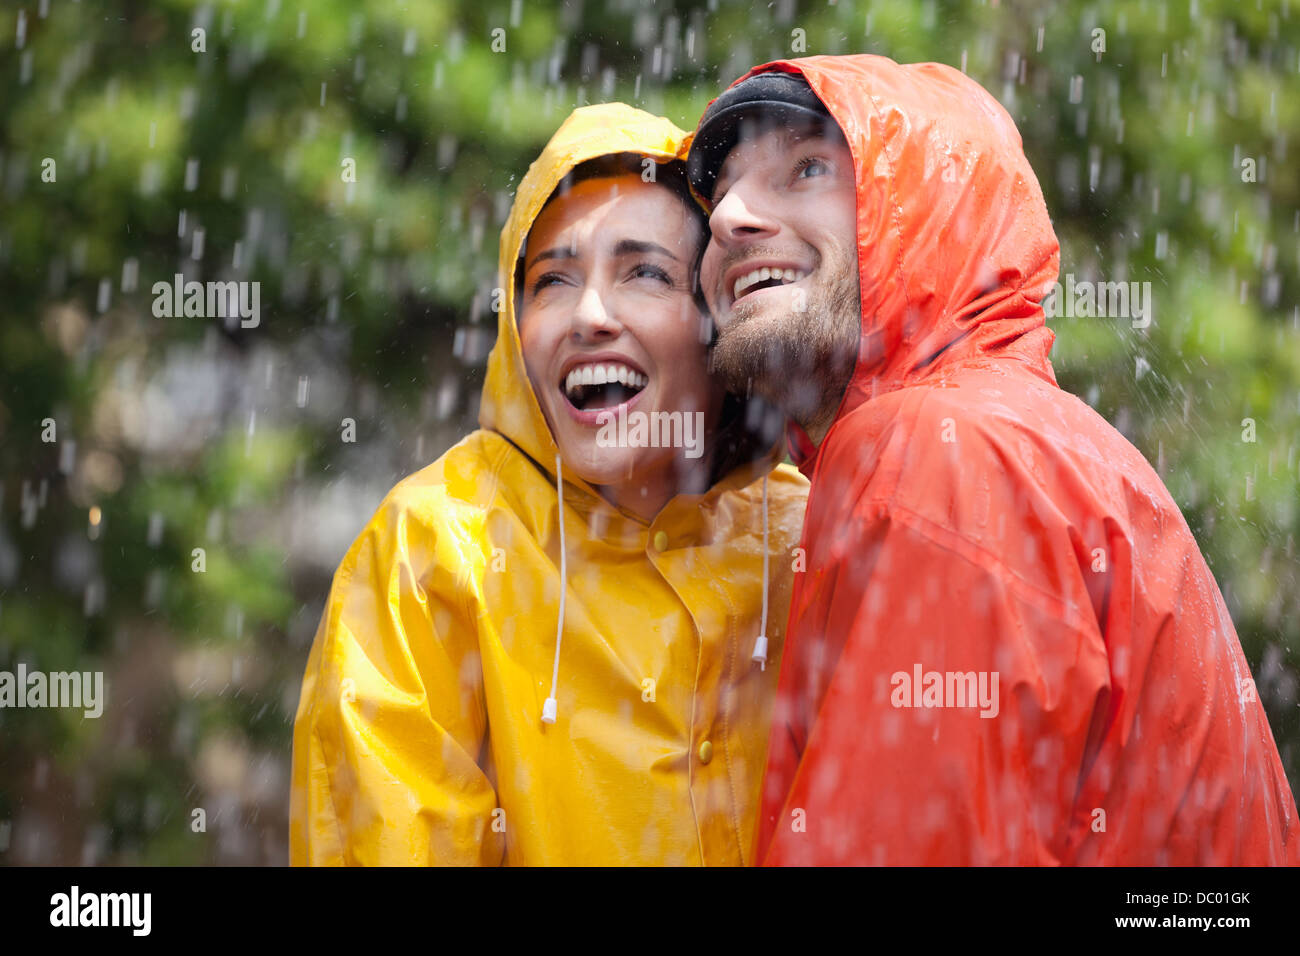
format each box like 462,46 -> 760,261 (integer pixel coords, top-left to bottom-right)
834,368 -> 1135,475
819,368 -> 1170,540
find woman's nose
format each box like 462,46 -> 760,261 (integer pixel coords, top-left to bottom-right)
569,284 -> 621,340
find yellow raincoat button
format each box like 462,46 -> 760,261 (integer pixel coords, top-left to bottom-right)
698,740 -> 713,765
653,530 -> 668,552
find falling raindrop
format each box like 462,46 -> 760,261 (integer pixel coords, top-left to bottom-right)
59,439 -> 77,475
147,512 -> 165,547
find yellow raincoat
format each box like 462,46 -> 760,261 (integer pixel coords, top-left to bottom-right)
289,104 -> 808,865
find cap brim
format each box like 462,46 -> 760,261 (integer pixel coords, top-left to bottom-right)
687,101 -> 830,200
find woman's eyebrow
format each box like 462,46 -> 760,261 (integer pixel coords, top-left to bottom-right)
612,238 -> 679,261
525,246 -> 578,272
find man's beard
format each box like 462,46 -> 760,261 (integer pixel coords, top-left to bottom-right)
708,261 -> 860,437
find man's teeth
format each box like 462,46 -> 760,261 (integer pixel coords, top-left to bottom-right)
564,363 -> 648,396
732,266 -> 808,300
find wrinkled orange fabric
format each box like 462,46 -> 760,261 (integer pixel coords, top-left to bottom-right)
720,55 -> 1300,865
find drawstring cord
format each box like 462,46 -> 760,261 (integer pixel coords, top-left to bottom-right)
542,451 -> 567,724
545,459 -> 769,721
751,473 -> 770,669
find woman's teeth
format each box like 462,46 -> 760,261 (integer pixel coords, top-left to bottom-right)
563,362 -> 648,404
732,266 -> 808,301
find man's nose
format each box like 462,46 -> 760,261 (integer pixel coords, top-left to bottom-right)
708,177 -> 780,244
569,283 -> 621,340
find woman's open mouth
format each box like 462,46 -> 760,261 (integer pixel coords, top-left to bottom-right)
561,361 -> 648,413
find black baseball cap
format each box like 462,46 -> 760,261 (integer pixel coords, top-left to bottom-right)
687,71 -> 834,201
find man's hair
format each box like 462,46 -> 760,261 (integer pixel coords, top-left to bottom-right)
513,153 -> 707,304
687,70 -> 834,201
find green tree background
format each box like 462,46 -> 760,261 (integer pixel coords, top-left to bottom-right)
0,0 -> 1296,863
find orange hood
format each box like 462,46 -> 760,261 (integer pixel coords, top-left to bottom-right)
718,55 -> 1062,459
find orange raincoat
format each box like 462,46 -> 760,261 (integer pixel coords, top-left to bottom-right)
727,55 -> 1300,865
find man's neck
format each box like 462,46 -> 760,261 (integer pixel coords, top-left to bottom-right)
801,413 -> 834,447
797,386 -> 849,447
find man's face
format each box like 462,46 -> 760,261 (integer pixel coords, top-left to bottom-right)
699,118 -> 860,439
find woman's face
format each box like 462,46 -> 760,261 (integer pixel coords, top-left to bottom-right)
518,173 -> 720,516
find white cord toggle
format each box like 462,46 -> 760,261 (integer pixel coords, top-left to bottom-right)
753,473 -> 771,671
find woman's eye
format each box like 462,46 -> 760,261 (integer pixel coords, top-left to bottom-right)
530,272 -> 567,295
794,157 -> 830,180
630,263 -> 672,285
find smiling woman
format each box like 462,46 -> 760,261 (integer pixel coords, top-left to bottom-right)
516,156 -> 717,519
290,103 -> 809,866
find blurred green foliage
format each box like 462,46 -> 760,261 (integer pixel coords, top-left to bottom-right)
0,0 -> 1296,863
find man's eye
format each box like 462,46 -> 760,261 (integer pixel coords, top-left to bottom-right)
793,157 -> 830,180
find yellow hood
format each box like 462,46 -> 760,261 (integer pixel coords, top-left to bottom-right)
479,103 -> 692,487
290,104 -> 809,866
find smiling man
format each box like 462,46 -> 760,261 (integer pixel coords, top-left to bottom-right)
688,55 -> 1299,865
689,75 -> 860,444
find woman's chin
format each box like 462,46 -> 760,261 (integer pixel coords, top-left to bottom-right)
559,439 -> 675,494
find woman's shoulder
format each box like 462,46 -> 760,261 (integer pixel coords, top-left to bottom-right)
367,428 -> 552,540
706,460 -> 808,529
748,461 -> 810,502
769,461 -> 810,491
327,430 -> 542,603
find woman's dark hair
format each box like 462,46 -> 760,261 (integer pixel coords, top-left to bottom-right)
514,152 -> 782,486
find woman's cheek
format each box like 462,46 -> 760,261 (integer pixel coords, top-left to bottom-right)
519,329 -> 555,402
